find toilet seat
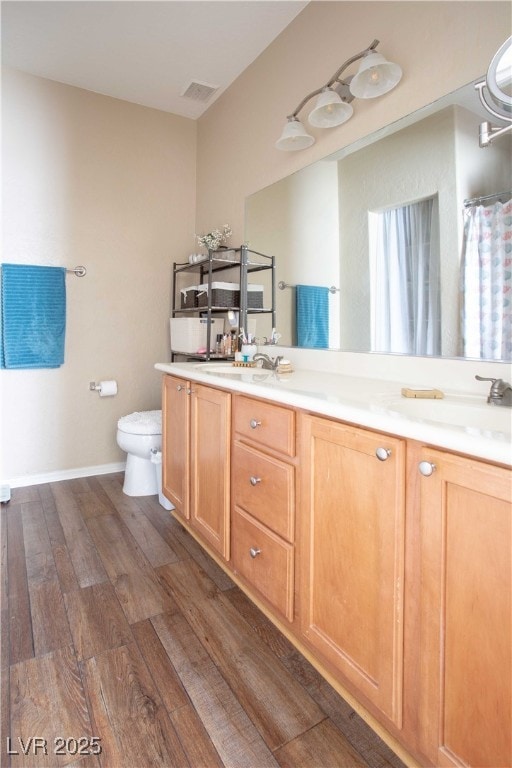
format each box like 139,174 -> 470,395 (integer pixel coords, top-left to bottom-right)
117,410 -> 162,435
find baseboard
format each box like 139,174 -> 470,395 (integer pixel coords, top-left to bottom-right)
6,462 -> 126,489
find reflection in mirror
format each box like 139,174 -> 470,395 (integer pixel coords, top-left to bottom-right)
490,36 -> 512,105
245,80 -> 512,360
369,196 -> 440,355
476,36 -> 512,146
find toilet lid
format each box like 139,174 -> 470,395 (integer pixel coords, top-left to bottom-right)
117,410 -> 162,435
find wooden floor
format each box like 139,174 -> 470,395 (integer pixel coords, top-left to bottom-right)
1,474 -> 406,768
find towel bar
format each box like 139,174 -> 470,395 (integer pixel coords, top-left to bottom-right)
66,266 -> 87,277
278,280 -> 338,293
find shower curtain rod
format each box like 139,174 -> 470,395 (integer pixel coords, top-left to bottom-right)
464,190 -> 512,207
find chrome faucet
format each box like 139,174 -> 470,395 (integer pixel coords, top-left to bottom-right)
253,353 -> 283,371
475,376 -> 512,406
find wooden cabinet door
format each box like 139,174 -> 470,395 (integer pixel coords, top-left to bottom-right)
190,383 -> 231,560
417,448 -> 511,768
162,375 -> 190,519
299,414 -> 406,727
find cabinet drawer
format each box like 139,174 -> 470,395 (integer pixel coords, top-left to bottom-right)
233,395 -> 295,457
232,442 -> 294,541
232,507 -> 294,621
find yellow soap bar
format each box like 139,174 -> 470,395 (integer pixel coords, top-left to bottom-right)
401,387 -> 444,399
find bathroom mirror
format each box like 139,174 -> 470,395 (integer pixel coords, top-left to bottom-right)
245,79 -> 512,360
487,36 -> 512,112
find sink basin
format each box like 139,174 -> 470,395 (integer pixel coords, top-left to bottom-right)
377,394 -> 511,437
196,363 -> 257,374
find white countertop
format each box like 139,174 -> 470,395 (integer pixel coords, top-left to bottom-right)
155,361 -> 512,466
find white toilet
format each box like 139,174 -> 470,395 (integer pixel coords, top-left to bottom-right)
116,410 -> 162,496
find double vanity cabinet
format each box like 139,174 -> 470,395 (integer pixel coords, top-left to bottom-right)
159,366 -> 511,768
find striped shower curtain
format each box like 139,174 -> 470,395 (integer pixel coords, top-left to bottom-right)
460,198 -> 512,360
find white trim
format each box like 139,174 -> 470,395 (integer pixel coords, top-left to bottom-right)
6,462 -> 126,489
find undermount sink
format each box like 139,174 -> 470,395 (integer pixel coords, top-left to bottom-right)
196,363 -> 256,374
377,393 -> 511,437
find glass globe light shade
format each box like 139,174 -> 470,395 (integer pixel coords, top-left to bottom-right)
308,89 -> 354,127
275,118 -> 315,151
349,52 -> 402,99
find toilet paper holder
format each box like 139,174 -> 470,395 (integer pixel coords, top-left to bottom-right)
89,380 -> 118,396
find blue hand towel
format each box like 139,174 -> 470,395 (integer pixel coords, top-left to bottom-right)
296,284 -> 329,348
1,263 -> 66,369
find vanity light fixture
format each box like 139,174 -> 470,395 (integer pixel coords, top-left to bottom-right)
275,39 -> 402,151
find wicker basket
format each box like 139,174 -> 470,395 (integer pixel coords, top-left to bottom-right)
180,286 -> 199,309
247,284 -> 264,308
197,282 -> 240,308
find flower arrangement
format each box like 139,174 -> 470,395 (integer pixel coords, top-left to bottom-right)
196,224 -> 232,250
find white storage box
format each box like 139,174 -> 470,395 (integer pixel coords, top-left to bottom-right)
170,317 -> 223,354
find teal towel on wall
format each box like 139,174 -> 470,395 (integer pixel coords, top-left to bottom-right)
1,263 -> 66,369
296,284 -> 329,348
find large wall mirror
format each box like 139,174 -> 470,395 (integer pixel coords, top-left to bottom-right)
245,79 -> 512,360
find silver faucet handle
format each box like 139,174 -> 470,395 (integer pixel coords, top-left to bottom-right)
475,375 -> 498,403
475,375 -> 512,402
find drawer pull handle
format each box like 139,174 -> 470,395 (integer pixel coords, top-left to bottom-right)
419,461 -> 436,477
250,419 -> 262,429
249,547 -> 262,558
375,447 -> 392,461
250,476 -> 261,486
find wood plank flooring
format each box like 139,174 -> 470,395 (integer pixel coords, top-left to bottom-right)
1,474 -> 406,768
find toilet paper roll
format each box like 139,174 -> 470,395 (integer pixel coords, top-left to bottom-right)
98,380 -> 118,397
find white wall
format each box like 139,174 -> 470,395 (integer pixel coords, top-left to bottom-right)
1,69 -> 196,485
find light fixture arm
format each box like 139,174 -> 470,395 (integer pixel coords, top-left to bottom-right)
287,39 -> 380,120
287,86 -> 328,121
325,39 -> 379,88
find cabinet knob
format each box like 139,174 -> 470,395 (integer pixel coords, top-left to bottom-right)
249,547 -> 262,558
419,461 -> 436,477
375,447 -> 392,461
250,419 -> 262,429
176,384 -> 184,391
250,476 -> 262,486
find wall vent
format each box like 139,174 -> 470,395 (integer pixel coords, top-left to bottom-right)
181,80 -> 219,102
